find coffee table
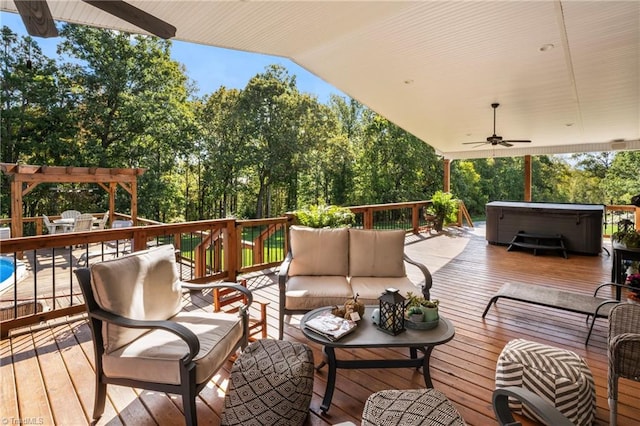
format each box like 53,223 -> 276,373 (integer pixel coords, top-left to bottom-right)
301,305 -> 455,414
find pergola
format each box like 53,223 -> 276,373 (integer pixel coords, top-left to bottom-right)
0,163 -> 145,238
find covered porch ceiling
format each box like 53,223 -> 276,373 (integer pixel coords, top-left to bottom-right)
2,1 -> 638,160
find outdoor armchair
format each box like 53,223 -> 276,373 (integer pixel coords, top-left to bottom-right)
75,244 -> 253,426
72,213 -> 94,232
61,209 -> 81,219
608,303 -> 640,426
42,214 -> 58,235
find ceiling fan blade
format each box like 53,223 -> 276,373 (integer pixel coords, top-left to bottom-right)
462,141 -> 488,145
499,142 -> 514,147
503,140 -> 532,143
14,0 -> 59,38
82,0 -> 176,39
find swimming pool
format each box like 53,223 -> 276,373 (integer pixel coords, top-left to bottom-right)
0,256 -> 27,294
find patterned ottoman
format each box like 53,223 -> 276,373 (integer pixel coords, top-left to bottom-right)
221,339 -> 314,426
495,339 -> 595,426
362,389 -> 466,426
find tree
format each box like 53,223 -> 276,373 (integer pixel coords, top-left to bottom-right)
57,24 -> 197,221
236,65 -> 311,218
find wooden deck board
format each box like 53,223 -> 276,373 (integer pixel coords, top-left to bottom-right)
3,225 -> 640,425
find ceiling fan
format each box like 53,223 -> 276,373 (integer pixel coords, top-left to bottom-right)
463,103 -> 531,148
14,0 -> 176,39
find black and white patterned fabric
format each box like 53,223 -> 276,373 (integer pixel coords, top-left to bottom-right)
496,339 -> 595,426
362,389 -> 466,426
221,339 -> 314,426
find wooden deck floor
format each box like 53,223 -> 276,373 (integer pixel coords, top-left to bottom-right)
2,224 -> 639,425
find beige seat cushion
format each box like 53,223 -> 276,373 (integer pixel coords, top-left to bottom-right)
349,229 -> 406,277
288,226 -> 349,276
90,244 -> 182,353
103,310 -> 243,385
285,276 -> 353,311
350,276 -> 419,305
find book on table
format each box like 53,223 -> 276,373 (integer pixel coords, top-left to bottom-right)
305,311 -> 357,341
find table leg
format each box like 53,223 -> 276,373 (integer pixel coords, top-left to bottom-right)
422,346 -> 435,388
320,346 -> 337,414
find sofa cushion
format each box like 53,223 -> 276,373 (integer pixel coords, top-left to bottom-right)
285,276 -> 353,311
349,229 -> 406,277
102,310 -> 243,385
350,276 -> 419,305
90,244 -> 183,353
288,226 -> 349,276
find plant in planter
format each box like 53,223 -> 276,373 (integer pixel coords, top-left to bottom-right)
426,191 -> 458,232
293,204 -> 355,228
612,219 -> 639,248
407,306 -> 424,323
626,270 -> 640,303
406,292 -> 440,322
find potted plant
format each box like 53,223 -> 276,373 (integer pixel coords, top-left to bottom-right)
626,271 -> 640,304
407,305 -> 424,323
427,191 -> 458,232
612,227 -> 640,249
406,292 -> 440,322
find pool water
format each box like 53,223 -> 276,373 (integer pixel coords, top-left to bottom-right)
0,257 -> 14,281
0,256 -> 27,294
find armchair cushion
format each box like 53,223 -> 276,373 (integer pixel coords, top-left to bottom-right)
349,229 -> 406,277
288,226 -> 349,276
102,310 -> 243,385
90,244 -> 183,353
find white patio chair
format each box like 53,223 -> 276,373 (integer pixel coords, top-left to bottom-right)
92,211 -> 109,230
108,219 -> 133,253
61,210 -> 81,220
72,213 -> 95,232
42,214 -> 58,235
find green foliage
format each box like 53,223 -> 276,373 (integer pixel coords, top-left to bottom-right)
405,292 -> 439,308
293,204 -> 355,228
612,229 -> 640,249
428,190 -> 458,224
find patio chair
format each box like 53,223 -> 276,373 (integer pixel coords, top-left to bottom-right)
75,244 -> 252,426
61,210 -> 81,220
42,214 -> 58,235
72,213 -> 95,232
92,211 -> 109,230
608,303 -> 640,426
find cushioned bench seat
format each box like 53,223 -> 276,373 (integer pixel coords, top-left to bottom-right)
278,226 -> 432,339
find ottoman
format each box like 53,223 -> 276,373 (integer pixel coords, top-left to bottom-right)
362,389 -> 466,426
221,339 -> 314,426
495,339 -> 595,426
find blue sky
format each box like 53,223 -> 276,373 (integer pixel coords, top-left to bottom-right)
1,12 -> 343,103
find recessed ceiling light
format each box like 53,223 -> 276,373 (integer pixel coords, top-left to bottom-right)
404,79 -> 414,85
565,123 -> 574,127
539,44 -> 555,52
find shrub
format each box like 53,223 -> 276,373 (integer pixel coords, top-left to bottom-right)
294,204 -> 355,228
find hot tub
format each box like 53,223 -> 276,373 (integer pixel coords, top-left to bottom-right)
486,201 -> 604,255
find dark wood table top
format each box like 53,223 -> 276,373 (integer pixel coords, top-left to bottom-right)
301,305 -> 455,349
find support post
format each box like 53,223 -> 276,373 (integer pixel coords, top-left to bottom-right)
524,155 -> 532,202
443,158 -> 451,193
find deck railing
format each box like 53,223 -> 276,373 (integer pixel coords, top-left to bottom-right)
2,200 -> 638,337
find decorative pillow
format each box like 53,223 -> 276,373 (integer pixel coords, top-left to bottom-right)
349,229 -> 406,277
90,244 -> 182,353
288,226 -> 349,276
